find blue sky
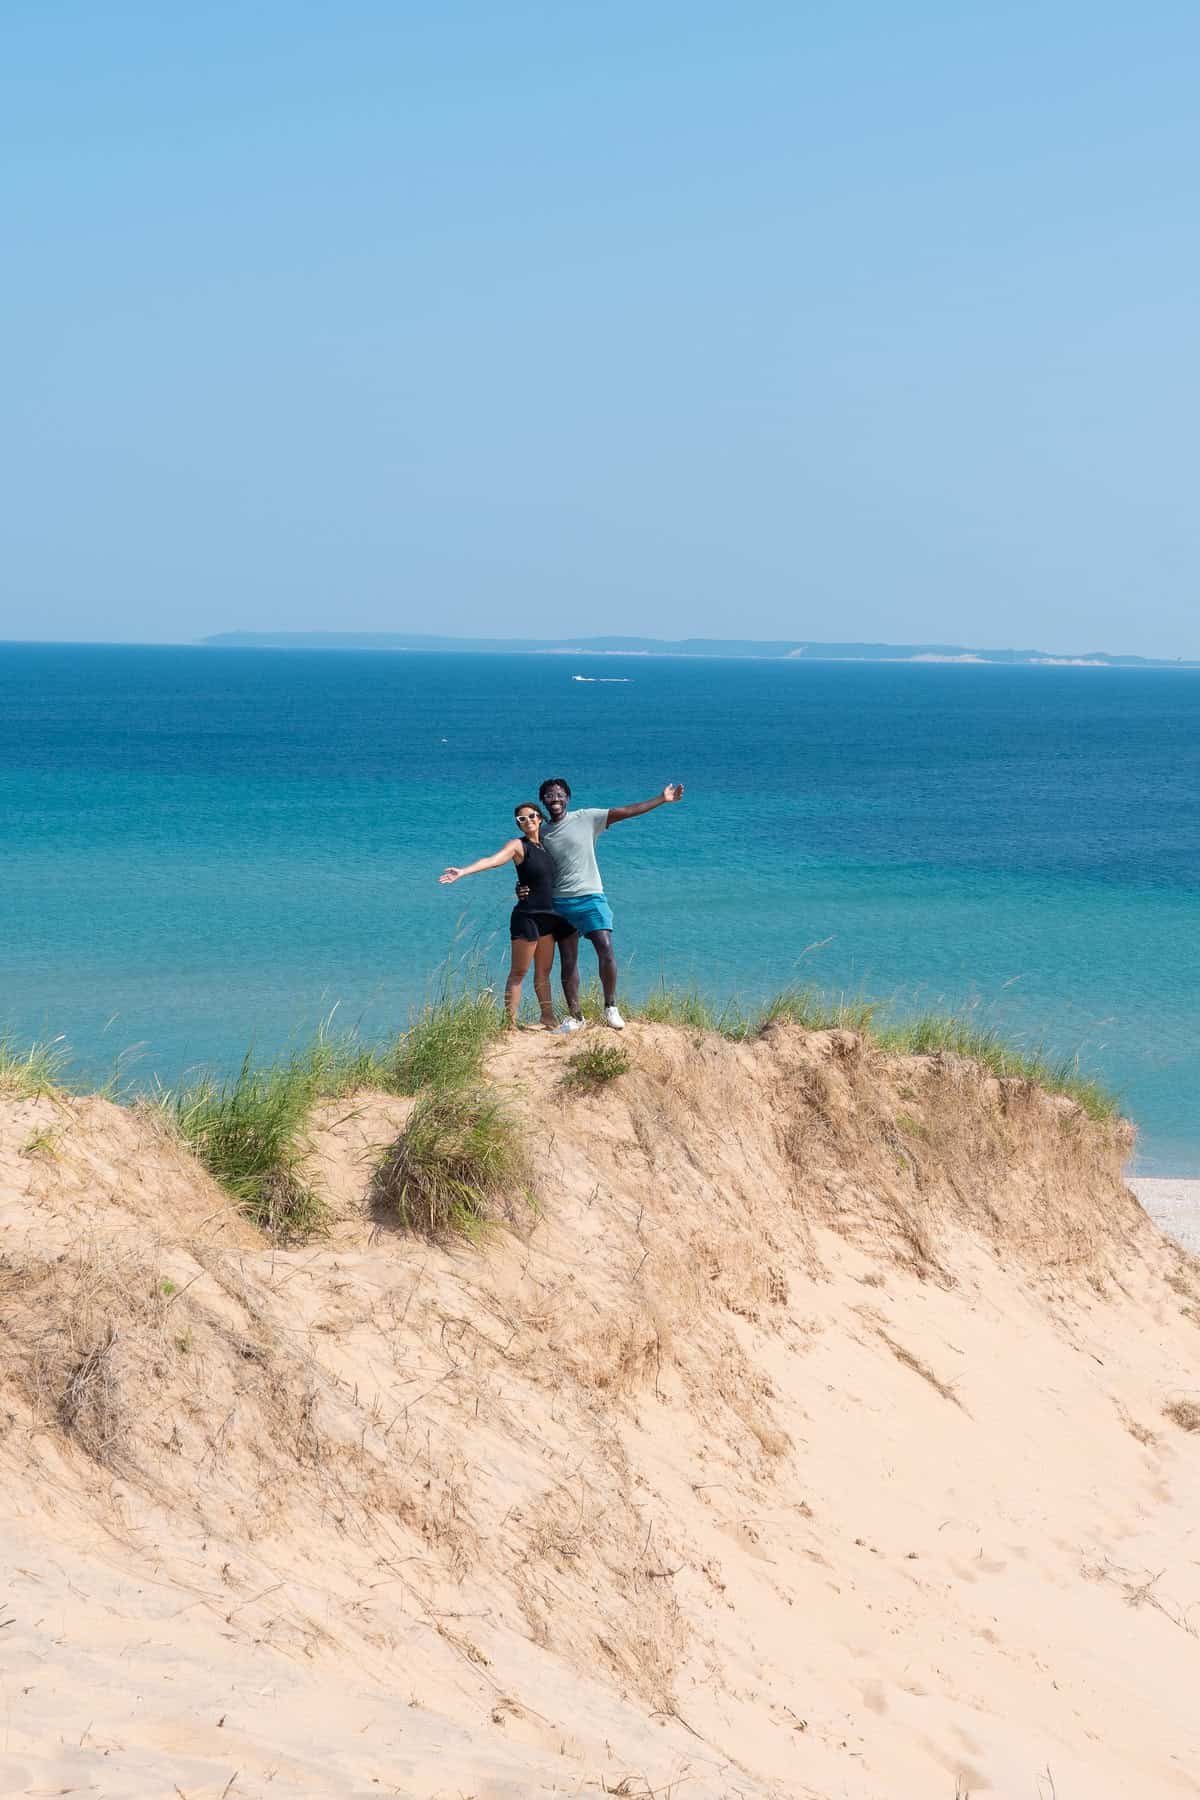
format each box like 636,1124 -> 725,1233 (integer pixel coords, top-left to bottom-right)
3,2 -> 1197,654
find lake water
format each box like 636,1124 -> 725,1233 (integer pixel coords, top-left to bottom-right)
2,642 -> 1196,1173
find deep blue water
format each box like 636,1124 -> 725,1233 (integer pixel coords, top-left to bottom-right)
2,643 -> 1196,1173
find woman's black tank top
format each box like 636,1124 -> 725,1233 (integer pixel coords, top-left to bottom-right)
514,839 -> 556,912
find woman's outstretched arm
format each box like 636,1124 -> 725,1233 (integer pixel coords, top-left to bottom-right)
439,839 -> 522,884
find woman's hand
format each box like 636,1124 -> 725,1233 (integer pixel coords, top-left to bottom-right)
662,782 -> 685,803
439,868 -> 463,885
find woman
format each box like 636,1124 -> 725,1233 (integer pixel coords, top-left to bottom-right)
438,802 -> 577,1029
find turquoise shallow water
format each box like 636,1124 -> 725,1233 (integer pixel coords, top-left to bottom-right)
1,643 -> 1196,1173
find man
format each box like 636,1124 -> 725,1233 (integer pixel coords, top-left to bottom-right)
525,777 -> 685,1031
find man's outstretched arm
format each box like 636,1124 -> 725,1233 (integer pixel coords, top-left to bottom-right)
606,782 -> 685,827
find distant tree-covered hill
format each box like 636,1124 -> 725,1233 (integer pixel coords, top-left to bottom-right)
202,631 -> 1196,667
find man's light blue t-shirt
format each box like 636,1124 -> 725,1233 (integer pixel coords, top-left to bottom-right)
541,807 -> 609,897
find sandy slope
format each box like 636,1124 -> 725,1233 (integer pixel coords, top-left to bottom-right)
2,1026 -> 1199,1799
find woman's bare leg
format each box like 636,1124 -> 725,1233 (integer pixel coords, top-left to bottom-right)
532,935 -> 558,1026
505,938 -> 536,1025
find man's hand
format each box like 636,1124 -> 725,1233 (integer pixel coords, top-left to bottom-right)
515,884 -> 530,899
439,868 -> 462,885
607,782 -> 686,827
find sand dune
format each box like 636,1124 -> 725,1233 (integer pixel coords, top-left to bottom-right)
2,1025 -> 1199,1798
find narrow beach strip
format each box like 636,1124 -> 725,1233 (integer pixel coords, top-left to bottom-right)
1129,1177 -> 1200,1256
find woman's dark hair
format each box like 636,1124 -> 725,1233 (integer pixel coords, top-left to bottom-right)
538,777 -> 571,804
514,800 -> 545,823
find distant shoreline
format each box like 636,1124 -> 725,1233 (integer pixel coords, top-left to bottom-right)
3,638 -> 1197,667
197,632 -> 1200,669
1128,1178 -> 1200,1255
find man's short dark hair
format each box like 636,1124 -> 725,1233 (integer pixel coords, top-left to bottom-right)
538,777 -> 571,804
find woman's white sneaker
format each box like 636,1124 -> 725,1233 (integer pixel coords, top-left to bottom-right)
557,1015 -> 587,1034
603,1005 -> 626,1030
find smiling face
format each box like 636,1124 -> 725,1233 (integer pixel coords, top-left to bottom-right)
514,804 -> 543,841
540,782 -> 570,822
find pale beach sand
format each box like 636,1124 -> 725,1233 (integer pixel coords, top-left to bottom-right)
1129,1175 -> 1200,1255
3,1034 -> 1200,1798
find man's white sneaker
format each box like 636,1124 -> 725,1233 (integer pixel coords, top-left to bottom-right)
558,1015 -> 587,1034
603,1005 -> 626,1031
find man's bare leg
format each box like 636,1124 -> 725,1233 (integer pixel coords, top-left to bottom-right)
587,929 -> 618,1008
558,931 -> 583,1018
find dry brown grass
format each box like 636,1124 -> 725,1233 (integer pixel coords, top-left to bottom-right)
875,1328 -> 966,1410
1083,1556 -> 1199,1639
1,1241 -> 170,1467
371,1086 -> 529,1238
1116,1404 -> 1158,1447
764,1021 -> 1137,1280
0,1007 -> 1176,1797
1163,1399 -> 1200,1433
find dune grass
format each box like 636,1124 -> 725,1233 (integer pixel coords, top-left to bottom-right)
363,963 -> 522,1235
406,973 -> 1116,1120
769,992 -> 1116,1120
573,977 -> 742,1033
371,1085 -> 528,1238
754,988 -> 879,1035
163,965 -> 508,1235
0,1032 -> 71,1100
164,982 -> 1117,1240
168,1050 -> 331,1240
632,981 -> 732,1033
562,1041 -> 632,1091
4,952 -> 1119,1239
369,987 -> 504,1094
576,978 -> 877,1041
867,1011 -> 1119,1121
573,979 -> 1119,1121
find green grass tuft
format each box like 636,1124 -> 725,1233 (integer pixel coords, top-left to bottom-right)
371,1086 -> 528,1237
158,963 -> 508,1236
20,1126 -> 63,1159
167,1050 -> 330,1240
634,980 -> 732,1033
755,987 -> 880,1035
563,1041 -> 632,1091
0,1033 -> 71,1099
370,988 -> 504,1094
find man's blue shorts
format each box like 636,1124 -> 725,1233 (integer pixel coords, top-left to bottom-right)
551,893 -> 614,936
